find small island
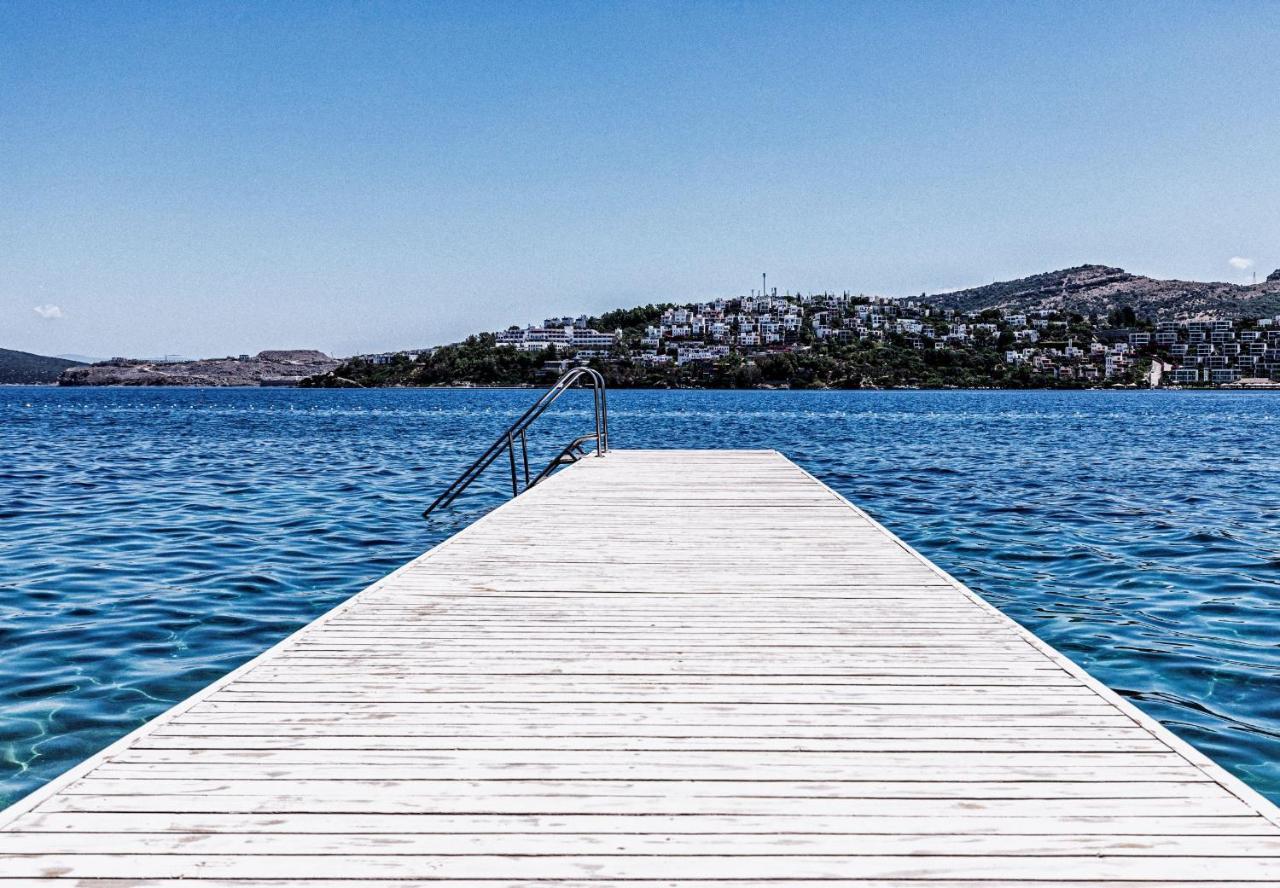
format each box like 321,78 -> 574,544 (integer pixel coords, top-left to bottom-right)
58,350 -> 340,387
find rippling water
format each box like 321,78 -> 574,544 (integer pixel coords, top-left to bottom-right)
2,386 -> 1278,807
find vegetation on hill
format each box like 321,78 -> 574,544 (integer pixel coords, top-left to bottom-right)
301,335 -> 554,388
302,317 -> 1147,391
0,349 -> 83,384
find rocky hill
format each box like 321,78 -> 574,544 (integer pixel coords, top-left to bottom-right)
58,350 -> 339,386
923,265 -> 1280,320
0,348 -> 85,384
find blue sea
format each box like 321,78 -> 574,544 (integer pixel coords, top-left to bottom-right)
2,386 -> 1279,808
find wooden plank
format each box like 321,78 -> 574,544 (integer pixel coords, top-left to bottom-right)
38,793 -> 1258,817
3,853 -> 1280,880
15,811 -> 1279,836
2,448 -> 1278,885
7,831 -> 1280,857
131,736 -> 1172,753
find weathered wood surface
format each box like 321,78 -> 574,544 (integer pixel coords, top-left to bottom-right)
3,448 -> 1279,886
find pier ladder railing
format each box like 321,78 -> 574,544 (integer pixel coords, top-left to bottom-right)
422,367 -> 608,518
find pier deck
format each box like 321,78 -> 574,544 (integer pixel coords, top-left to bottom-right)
3,449 -> 1280,885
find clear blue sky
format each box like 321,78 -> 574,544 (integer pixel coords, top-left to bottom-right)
3,1 -> 1278,358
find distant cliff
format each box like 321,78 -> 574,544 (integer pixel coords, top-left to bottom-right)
923,265 -> 1280,320
59,350 -> 339,386
0,349 -> 85,384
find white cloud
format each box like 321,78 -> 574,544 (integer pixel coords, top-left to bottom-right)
33,304 -> 64,319
1229,256 -> 1254,270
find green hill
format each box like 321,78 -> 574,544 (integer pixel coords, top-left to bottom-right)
0,349 -> 85,384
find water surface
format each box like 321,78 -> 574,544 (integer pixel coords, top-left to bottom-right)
1,387 -> 1278,806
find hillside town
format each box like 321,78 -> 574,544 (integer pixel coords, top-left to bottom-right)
304,262 -> 1280,389
412,291 -> 1280,388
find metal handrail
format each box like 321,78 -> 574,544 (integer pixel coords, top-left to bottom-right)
422,367 -> 608,518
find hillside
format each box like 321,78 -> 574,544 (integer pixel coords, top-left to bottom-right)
304,263 -> 1280,390
923,264 -> 1280,319
0,348 -> 84,384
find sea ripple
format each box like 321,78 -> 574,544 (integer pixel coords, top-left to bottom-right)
1,386 -> 1278,806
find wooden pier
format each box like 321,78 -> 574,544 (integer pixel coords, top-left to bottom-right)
3,449 -> 1280,885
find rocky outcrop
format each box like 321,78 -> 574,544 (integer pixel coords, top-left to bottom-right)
58,350 -> 340,386
923,264 -> 1280,320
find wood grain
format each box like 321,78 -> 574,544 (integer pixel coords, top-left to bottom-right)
2,449 -> 1278,884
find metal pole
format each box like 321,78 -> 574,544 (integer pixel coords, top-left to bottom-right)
592,382 -> 602,456
520,429 -> 529,486
507,433 -> 518,495
599,378 -> 609,452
